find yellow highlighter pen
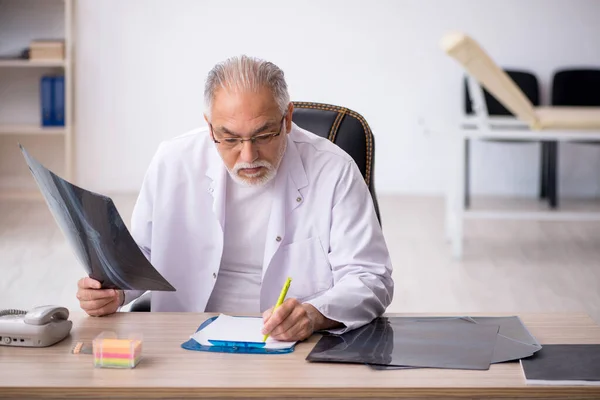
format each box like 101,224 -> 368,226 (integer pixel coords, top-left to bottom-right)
263,277 -> 292,342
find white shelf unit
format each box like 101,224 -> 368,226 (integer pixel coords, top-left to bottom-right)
0,0 -> 74,199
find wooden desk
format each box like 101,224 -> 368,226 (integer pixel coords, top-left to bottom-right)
1,312 -> 600,399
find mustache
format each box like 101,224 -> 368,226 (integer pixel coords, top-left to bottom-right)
233,160 -> 273,174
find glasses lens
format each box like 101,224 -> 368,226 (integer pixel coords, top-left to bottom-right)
221,138 -> 240,148
254,135 -> 274,145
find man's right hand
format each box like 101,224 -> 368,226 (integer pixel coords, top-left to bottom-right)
76,277 -> 122,317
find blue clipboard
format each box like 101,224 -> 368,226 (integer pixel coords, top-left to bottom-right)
180,316 -> 296,354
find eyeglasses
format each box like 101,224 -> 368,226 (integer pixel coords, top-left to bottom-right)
210,116 -> 286,150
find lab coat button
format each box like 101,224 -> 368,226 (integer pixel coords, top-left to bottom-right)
296,197 -> 302,202
212,272 -> 217,279
276,236 -> 282,242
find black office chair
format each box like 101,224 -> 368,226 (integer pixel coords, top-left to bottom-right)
129,102 -> 380,312
463,70 -> 557,208
291,101 -> 381,223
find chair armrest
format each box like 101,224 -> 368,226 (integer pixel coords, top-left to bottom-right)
129,291 -> 151,312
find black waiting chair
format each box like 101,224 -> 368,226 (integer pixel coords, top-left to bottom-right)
463,69 -> 558,208
550,68 -> 600,206
553,69 -> 600,107
129,101 -> 380,312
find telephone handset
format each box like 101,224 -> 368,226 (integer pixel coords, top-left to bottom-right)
0,305 -> 73,347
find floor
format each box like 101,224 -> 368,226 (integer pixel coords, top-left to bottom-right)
1,194 -> 599,325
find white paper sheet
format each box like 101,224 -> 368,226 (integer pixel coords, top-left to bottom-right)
191,314 -> 297,350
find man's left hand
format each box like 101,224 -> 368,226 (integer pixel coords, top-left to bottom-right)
261,299 -> 319,342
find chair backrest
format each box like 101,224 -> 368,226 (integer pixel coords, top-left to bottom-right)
441,32 -> 540,128
552,69 -> 600,106
291,102 -> 381,224
465,70 -> 540,115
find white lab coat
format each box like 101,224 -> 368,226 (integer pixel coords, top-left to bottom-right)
124,123 -> 393,332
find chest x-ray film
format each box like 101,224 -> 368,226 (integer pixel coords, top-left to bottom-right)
19,144 -> 175,292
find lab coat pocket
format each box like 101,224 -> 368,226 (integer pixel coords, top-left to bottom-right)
280,236 -> 333,302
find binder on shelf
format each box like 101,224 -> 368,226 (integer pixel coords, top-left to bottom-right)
40,76 -> 54,127
39,75 -> 66,127
53,76 -> 65,127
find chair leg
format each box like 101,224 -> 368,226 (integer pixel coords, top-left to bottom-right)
540,141 -> 548,199
464,138 -> 470,209
548,141 -> 559,209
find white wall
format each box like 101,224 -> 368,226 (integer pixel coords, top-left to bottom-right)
73,0 -> 600,197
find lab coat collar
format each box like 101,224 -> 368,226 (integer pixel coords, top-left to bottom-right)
280,126 -> 309,192
261,127 -> 308,278
205,144 -> 228,232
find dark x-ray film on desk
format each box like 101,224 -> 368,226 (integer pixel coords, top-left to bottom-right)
470,316 -> 541,347
307,316 -> 542,371
469,316 -> 542,364
369,316 -> 541,370
19,144 -> 175,292
307,317 -> 499,370
520,344 -> 600,385
306,316 -> 397,366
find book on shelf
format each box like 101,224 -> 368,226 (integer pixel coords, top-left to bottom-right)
30,40 -> 65,61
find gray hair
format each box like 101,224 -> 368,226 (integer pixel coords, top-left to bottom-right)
204,55 -> 290,119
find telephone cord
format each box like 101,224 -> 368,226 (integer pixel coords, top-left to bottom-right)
0,309 -> 27,317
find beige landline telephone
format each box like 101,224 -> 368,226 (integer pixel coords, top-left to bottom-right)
0,306 -> 73,347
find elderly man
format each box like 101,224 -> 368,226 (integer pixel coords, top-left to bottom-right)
76,55 -> 393,341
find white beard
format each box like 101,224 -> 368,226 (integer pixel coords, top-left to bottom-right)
227,137 -> 287,187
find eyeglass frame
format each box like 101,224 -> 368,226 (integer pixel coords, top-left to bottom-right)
209,115 -> 287,149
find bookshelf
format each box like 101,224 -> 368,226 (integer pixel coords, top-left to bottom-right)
0,0 -> 74,199
0,125 -> 67,135
0,60 -> 67,68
